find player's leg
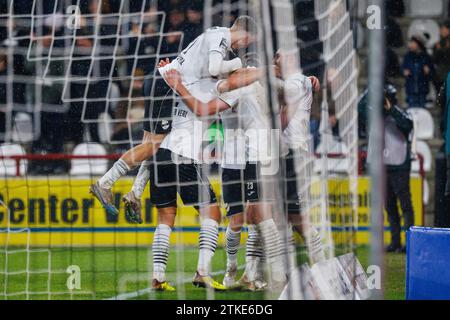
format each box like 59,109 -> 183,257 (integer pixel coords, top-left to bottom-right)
221,168 -> 246,288
244,163 -> 287,289
149,148 -> 178,291
122,132 -> 167,223
251,201 -> 287,289
90,130 -> 162,215
91,75 -> 173,216
285,149 -> 325,264
288,214 -> 325,264
121,160 -> 151,224
224,214 -> 243,287
237,205 -> 266,291
122,77 -> 175,221
391,170 -> 414,252
193,203 -> 226,290
174,158 -> 226,290
152,206 -> 176,291
385,173 -> 402,252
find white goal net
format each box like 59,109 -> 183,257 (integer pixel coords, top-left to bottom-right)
0,0 -> 361,300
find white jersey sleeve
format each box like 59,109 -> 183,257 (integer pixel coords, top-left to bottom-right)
282,73 -> 313,151
205,28 -> 230,58
215,80 -> 241,108
173,27 -> 232,85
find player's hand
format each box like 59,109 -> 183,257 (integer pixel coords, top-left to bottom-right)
273,65 -> 282,78
158,58 -> 170,68
164,69 -> 182,90
384,98 -> 392,111
309,76 -> 321,92
329,115 -> 337,127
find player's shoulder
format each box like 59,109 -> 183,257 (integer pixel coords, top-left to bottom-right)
285,72 -> 312,91
205,26 -> 229,33
204,26 -> 230,39
286,72 -> 309,84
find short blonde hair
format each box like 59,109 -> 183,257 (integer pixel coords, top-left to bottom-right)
232,15 -> 257,35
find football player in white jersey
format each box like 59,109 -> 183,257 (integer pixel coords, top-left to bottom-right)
143,17 -> 257,291
274,50 -> 326,265
162,59 -> 292,292
144,54 -> 266,291
89,16 -> 257,226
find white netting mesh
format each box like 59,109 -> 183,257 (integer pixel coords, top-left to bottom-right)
0,0 -> 361,300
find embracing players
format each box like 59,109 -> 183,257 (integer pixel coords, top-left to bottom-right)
161,48 -> 324,292
91,16 -> 258,291
89,16 -> 257,223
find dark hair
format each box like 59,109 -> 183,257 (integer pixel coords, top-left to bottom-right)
232,15 -> 257,35
384,82 -> 398,106
441,20 -> 450,29
410,35 -> 427,52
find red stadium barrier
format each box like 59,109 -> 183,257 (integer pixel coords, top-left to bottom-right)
0,151 -> 425,181
0,153 -> 122,177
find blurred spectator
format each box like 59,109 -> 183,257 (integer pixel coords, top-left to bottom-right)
110,99 -> 130,153
127,18 -> 160,76
386,0 -> 405,17
359,83 -> 414,253
432,21 -> 450,91
435,74 -> 450,227
111,67 -> 145,151
183,2 -> 204,44
402,35 -> 435,108
385,16 -> 404,48
25,26 -> 67,174
385,47 -> 401,79
158,0 -> 186,13
0,53 -> 5,80
68,17 -> 94,144
70,0 -> 117,143
162,9 -> 186,53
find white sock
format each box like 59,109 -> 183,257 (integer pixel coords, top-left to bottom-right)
131,160 -> 151,199
197,218 -> 219,276
245,224 -> 263,282
152,224 -> 172,282
226,225 -> 241,269
258,219 -> 286,283
98,159 -> 130,189
304,225 -> 326,264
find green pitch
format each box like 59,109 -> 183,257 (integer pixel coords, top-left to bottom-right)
0,246 -> 405,300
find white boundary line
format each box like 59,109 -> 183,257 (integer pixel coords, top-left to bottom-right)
104,265 -> 245,300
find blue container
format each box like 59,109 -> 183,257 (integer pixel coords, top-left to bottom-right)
406,226 -> 450,299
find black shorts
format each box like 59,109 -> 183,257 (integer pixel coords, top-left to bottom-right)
143,76 -> 175,134
149,148 -> 217,209
283,149 -> 311,215
221,163 -> 262,217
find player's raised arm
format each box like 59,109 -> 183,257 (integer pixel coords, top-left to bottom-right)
164,69 -> 232,117
208,52 -> 243,77
216,66 -> 280,93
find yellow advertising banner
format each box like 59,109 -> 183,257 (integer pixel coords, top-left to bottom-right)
0,176 -> 423,246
